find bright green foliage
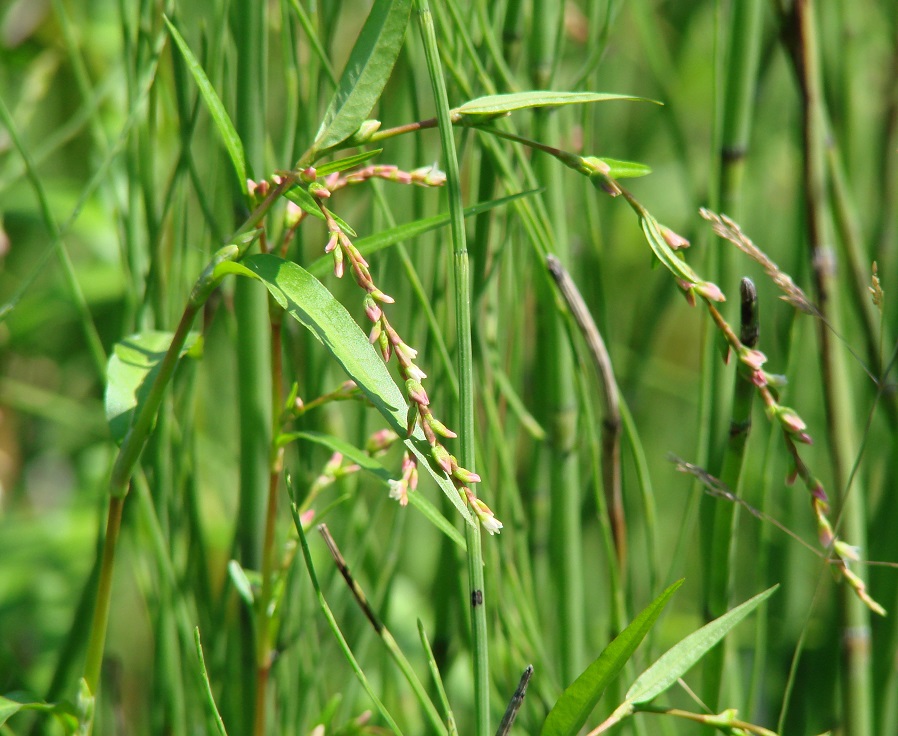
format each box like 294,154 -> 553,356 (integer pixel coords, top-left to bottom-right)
541,579 -> 683,736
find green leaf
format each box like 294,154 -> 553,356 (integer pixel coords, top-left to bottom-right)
164,17 -> 247,196
454,91 -> 658,117
307,190 -> 539,278
0,695 -> 25,726
283,187 -> 357,236
541,580 -> 683,736
218,254 -> 474,525
639,212 -> 702,285
312,0 -> 412,153
315,148 -> 383,176
227,560 -> 255,607
282,431 -> 466,550
599,157 -> 652,179
0,694 -> 65,727
105,331 -> 201,445
625,585 -> 778,705
284,186 -> 327,222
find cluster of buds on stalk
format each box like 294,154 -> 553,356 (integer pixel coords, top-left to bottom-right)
301,162 -> 502,534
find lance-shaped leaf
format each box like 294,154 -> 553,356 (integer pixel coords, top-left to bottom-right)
625,584 -> 778,705
454,91 -> 659,118
105,331 -> 202,444
164,17 -> 247,195
540,579 -> 683,736
306,190 -> 538,277
215,254 -> 473,525
314,148 -> 383,177
312,0 -> 411,153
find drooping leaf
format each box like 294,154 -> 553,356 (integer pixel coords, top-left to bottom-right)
164,17 -> 247,195
454,91 -> 659,118
105,331 -> 201,444
540,579 -> 683,736
625,584 -> 778,705
306,190 -> 539,277
216,254 -> 473,525
281,430 -> 466,550
312,0 -> 412,153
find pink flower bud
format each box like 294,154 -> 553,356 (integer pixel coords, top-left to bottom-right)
427,414 -> 457,439
431,444 -> 453,475
366,428 -> 399,455
660,225 -> 690,250
325,233 -> 339,253
738,348 -> 767,371
299,167 -> 317,183
406,378 -> 430,406
364,294 -> 382,323
453,465 -> 481,484
309,181 -> 330,199
695,280 -> 725,302
371,288 -> 395,304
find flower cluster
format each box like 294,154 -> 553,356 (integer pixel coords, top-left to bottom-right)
302,162 -> 502,534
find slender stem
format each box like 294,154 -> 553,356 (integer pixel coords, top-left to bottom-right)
790,3 -> 873,735
702,278 -> 759,709
231,1 -> 269,732
414,3 -> 489,734
84,287 -> 209,701
530,0 -> 585,685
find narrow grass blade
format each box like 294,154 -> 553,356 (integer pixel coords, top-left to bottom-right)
194,629 -> 229,736
164,16 -> 247,195
312,0 -> 412,153
314,148 -> 384,176
104,331 -> 201,444
540,579 -> 683,736
217,254 -> 474,525
625,584 -> 778,705
292,509 -> 405,735
306,190 -> 539,277
454,91 -> 659,117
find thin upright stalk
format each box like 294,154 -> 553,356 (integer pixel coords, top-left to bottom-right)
790,3 -> 873,735
530,0 -> 585,685
414,2 -> 489,734
231,1 -> 270,732
700,0 -> 763,710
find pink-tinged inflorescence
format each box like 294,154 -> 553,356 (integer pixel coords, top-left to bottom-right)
300,161 -> 502,534
584,168 -> 884,615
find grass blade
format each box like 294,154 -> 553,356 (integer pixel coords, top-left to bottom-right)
164,16 -> 247,195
